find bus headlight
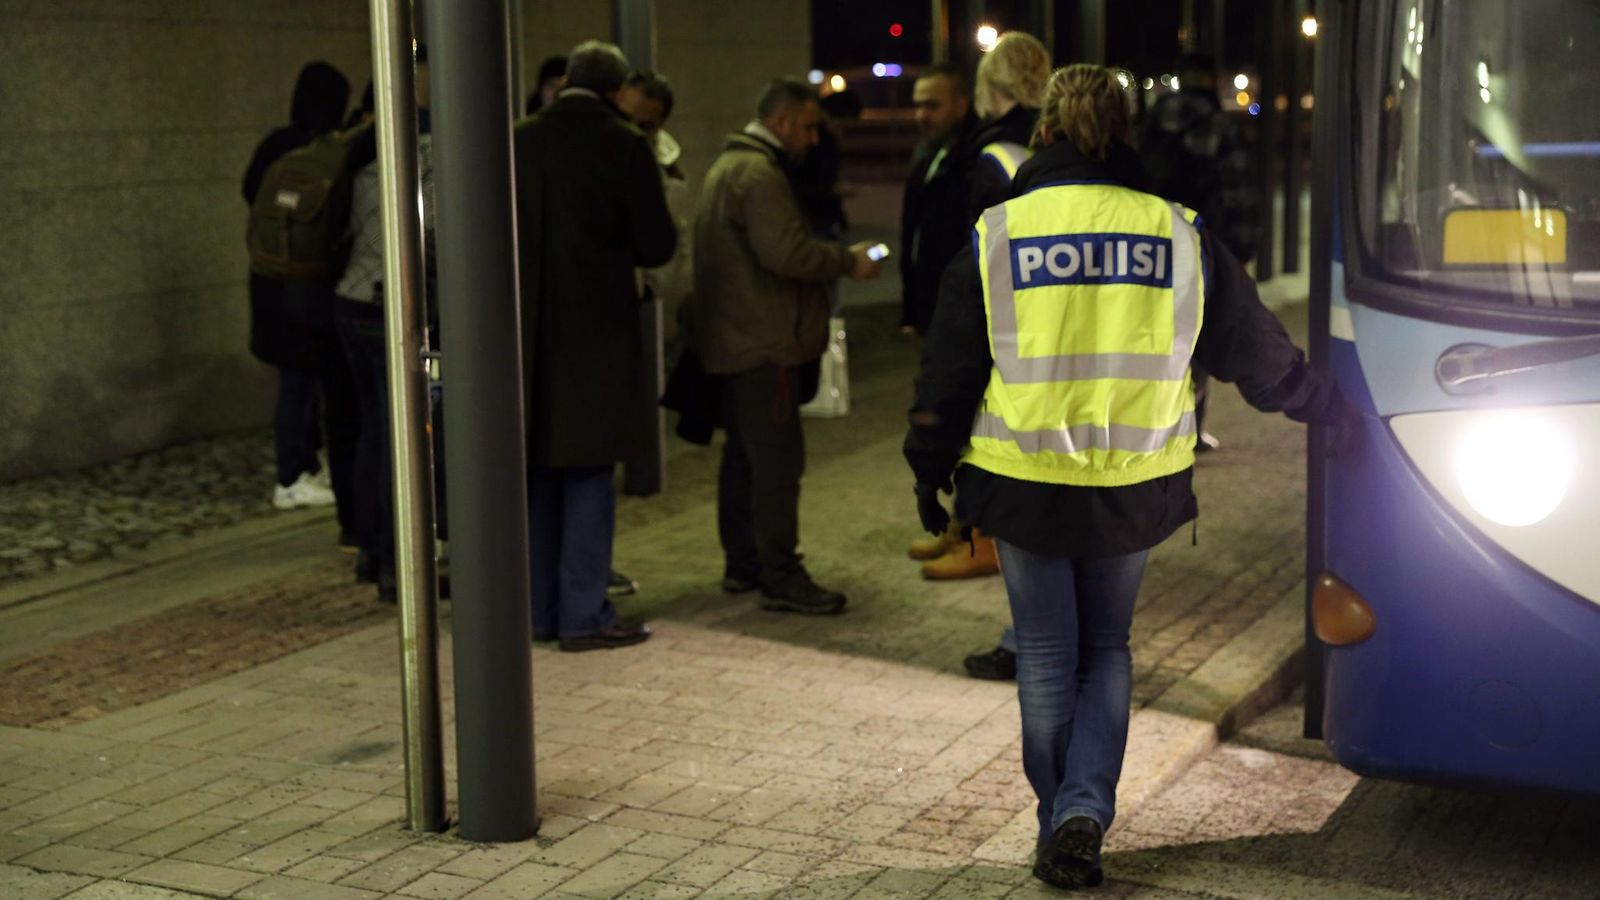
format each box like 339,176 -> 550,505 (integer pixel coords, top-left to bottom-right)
1454,412 -> 1573,527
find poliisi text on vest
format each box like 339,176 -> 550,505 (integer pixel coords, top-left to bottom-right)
1007,233 -> 1175,290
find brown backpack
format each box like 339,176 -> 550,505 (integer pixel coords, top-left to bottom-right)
246,125 -> 369,281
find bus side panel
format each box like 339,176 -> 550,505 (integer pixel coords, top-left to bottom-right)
1321,343 -> 1600,795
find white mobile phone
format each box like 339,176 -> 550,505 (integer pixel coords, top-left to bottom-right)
867,242 -> 892,261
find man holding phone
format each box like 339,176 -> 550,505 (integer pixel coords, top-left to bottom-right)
688,78 -> 883,615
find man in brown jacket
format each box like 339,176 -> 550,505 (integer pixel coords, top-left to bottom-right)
688,78 -> 882,615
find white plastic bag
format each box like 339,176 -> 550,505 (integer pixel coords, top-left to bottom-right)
800,316 -> 849,418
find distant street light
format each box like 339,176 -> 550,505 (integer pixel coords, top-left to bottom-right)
976,24 -> 999,52
829,74 -> 846,92
1234,73 -> 1249,90
1302,15 -> 1319,37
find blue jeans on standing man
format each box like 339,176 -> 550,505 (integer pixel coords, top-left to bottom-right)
996,540 -> 1149,842
527,465 -> 620,640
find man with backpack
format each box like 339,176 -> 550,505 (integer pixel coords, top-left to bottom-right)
242,61 -> 359,545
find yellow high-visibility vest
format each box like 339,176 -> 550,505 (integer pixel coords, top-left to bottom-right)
962,183 -> 1206,487
978,141 -> 1031,182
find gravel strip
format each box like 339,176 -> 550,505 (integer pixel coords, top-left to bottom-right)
0,430 -> 287,585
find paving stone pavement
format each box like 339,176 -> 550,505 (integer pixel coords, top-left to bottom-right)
1103,691 -> 1600,900
1,301 -> 1332,898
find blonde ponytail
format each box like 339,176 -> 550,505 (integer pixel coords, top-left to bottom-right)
1033,64 -> 1131,161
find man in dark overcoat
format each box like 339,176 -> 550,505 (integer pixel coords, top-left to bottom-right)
513,40 -> 675,651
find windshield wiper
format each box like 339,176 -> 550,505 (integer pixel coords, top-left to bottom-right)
1436,334 -> 1600,387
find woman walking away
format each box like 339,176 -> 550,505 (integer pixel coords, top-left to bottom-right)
903,64 -> 1350,890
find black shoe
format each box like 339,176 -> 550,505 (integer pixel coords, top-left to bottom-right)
338,530 -> 360,554
607,570 -> 639,598
964,646 -> 1017,681
558,622 -> 652,652
721,568 -> 761,594
758,571 -> 846,615
377,571 -> 397,604
1032,816 -> 1104,890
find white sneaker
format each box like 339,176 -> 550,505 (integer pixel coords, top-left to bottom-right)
273,472 -> 337,510
308,467 -> 332,491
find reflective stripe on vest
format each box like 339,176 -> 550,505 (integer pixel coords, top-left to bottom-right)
980,141 -> 1031,182
963,184 -> 1205,487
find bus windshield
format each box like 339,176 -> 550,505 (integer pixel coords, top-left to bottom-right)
1357,0 -> 1600,315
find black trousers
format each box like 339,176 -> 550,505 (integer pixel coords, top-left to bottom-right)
336,302 -> 394,579
717,364 -> 806,582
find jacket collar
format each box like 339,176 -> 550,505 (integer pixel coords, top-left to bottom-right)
725,121 -> 787,165
1012,139 -> 1153,197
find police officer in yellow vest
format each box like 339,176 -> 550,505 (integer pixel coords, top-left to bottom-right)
904,65 -> 1345,890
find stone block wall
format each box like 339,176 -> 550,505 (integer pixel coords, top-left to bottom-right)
0,0 -> 372,481
0,0 -> 808,481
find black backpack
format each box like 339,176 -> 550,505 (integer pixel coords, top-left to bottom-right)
247,124 -> 370,281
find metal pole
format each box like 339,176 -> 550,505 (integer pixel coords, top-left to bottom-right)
1254,0 -> 1282,280
614,0 -> 666,499
1182,0 -> 1197,50
432,0 -> 539,843
1028,0 -> 1055,60
930,0 -> 950,63
367,0 -> 445,834
1283,0 -> 1308,274
1304,0 -> 1342,741
508,0 -> 526,119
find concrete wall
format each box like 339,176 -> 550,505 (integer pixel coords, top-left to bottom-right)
519,0 -> 813,204
0,0 -> 809,482
0,0 -> 372,481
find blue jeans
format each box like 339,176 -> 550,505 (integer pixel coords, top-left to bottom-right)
996,540 -> 1149,841
528,466 -> 619,640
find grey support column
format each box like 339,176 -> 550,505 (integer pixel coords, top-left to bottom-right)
431,0 -> 539,843
615,0 -> 666,499
1074,0 -> 1106,65
930,0 -> 950,63
367,0 -> 445,834
509,0 -> 527,119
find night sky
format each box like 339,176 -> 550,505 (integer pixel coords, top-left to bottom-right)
810,0 -> 1272,77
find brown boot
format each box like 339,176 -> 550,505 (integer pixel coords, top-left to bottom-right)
908,520 -> 961,560
921,530 -> 1000,580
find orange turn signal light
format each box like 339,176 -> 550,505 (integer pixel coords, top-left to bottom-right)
1312,573 -> 1376,646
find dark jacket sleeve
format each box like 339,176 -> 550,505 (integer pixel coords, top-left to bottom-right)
1192,230 -> 1342,423
899,149 -> 931,328
625,133 -> 677,270
904,247 -> 992,487
967,152 -> 1012,224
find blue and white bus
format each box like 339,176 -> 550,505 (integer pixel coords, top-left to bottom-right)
1306,0 -> 1600,794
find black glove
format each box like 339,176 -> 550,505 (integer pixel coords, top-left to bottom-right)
914,480 -> 952,537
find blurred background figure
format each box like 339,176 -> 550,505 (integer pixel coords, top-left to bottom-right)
1139,52 -> 1262,453
524,55 -> 567,116
899,62 -> 975,338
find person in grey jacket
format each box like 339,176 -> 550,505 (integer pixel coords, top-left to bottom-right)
687,78 -> 881,615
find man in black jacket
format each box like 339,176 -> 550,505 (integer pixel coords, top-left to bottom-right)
513,41 -> 676,652
900,64 -> 976,336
